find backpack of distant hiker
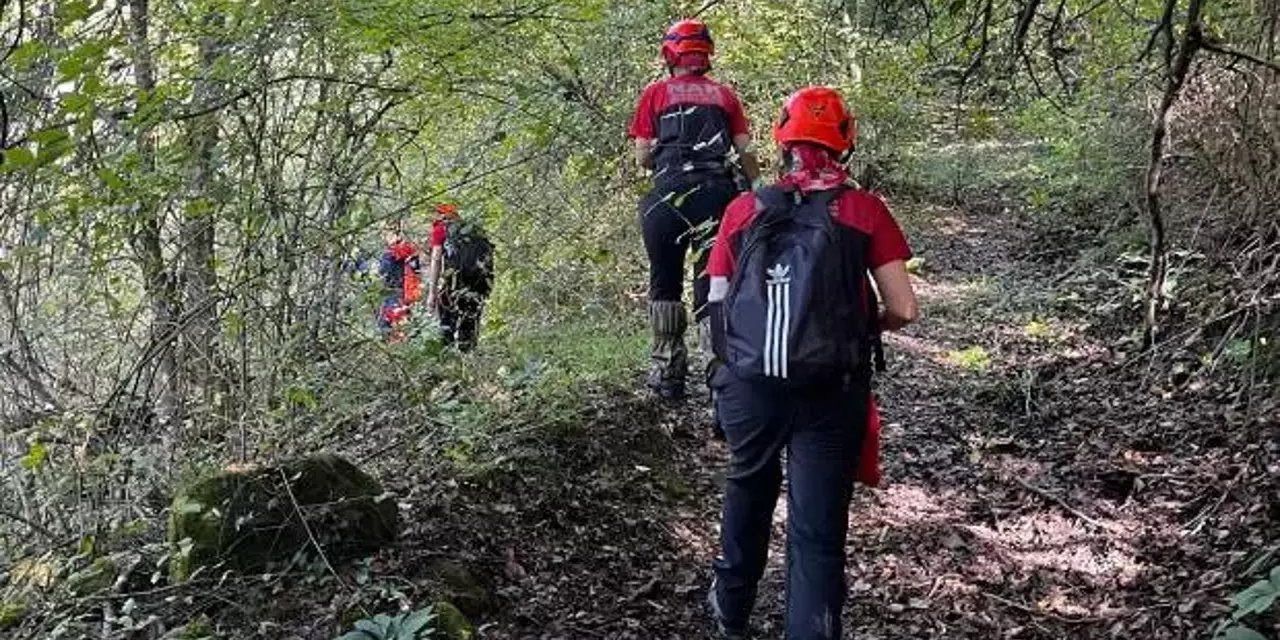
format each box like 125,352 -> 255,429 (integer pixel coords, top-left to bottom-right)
443,219 -> 494,293
402,253 -> 423,304
720,185 -> 884,384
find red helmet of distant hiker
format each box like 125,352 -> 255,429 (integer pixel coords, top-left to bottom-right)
773,86 -> 857,154
661,19 -> 714,67
434,202 -> 458,218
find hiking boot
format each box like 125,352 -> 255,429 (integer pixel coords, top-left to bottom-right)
646,367 -> 686,401
707,579 -> 748,640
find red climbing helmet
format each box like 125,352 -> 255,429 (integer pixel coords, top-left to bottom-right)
434,202 -> 459,218
773,86 -> 857,154
661,19 -> 714,67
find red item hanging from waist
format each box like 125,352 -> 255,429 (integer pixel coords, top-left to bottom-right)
855,395 -> 882,487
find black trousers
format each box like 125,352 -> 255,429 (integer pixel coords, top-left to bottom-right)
439,285 -> 485,352
711,367 -> 869,640
639,175 -> 739,320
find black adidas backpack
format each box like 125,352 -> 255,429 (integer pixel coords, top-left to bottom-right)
719,185 -> 884,384
443,219 -> 495,293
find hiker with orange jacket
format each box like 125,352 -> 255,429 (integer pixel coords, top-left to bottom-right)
629,18 -> 760,400
703,87 -> 919,640
378,219 -> 423,342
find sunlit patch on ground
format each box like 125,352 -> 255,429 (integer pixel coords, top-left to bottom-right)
963,511 -> 1143,583
862,483 -> 969,528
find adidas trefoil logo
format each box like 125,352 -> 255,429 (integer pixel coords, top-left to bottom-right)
766,263 -> 791,285
764,263 -> 791,378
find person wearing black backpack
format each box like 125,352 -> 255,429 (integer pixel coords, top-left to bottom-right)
628,18 -> 761,401
702,87 -> 919,640
426,203 -> 494,352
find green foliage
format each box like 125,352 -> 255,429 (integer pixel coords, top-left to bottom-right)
339,606 -> 437,640
947,346 -> 992,372
0,601 -> 26,629
1214,565 -> 1280,639
20,440 -> 48,471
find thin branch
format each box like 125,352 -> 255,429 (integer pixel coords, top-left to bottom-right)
170,74 -> 412,122
1200,40 -> 1280,74
1014,477 -> 1116,531
693,0 -> 723,17
0,0 -> 25,66
0,508 -> 59,542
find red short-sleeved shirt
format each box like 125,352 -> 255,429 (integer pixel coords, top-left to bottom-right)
707,189 -> 912,278
628,75 -> 750,140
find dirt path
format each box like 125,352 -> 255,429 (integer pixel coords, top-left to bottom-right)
210,199 -> 1271,639
422,199 -> 1272,640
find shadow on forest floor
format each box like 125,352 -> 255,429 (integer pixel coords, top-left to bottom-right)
25,197 -> 1269,639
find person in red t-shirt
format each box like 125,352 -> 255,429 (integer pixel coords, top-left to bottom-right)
628,18 -> 761,401
703,87 -> 918,640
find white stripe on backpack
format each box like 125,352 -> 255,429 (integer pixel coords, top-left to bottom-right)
764,263 -> 792,379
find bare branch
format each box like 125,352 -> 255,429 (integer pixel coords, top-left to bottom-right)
1200,40 -> 1280,74
170,74 -> 412,122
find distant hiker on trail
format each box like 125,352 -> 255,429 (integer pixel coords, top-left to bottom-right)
703,87 -> 919,640
426,202 -> 494,352
378,219 -> 423,344
628,18 -> 761,401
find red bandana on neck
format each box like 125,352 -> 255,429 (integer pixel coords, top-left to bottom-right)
777,144 -> 851,193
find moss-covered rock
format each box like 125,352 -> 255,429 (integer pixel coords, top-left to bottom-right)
432,601 -> 474,640
65,555 -> 119,596
0,601 -> 26,630
168,454 -> 397,582
424,560 -> 493,617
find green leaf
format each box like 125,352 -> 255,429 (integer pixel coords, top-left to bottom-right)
20,440 -> 48,471
7,40 -> 46,69
338,633 -> 375,640
1221,627 -> 1267,640
354,619 -> 386,638
284,386 -> 317,410
402,606 -> 436,635
61,92 -> 93,114
97,168 -> 127,191
1231,578 -> 1278,619
30,129 -> 68,145
56,0 -> 93,24
1268,564 -> 1280,586
57,54 -> 86,81
3,147 -> 36,170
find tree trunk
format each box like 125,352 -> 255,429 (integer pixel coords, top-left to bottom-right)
183,12 -> 225,405
126,0 -> 184,421
1144,0 -> 1205,347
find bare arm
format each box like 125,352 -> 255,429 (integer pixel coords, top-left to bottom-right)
732,133 -> 760,183
871,260 -> 919,331
634,138 -> 655,170
427,245 -> 443,311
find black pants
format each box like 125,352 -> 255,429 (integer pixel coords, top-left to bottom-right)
710,367 -> 869,640
639,176 -> 738,319
439,284 -> 485,352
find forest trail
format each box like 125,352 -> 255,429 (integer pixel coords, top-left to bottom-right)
326,198 -> 1261,640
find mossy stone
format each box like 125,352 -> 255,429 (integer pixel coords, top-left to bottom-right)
0,601 -> 26,629
168,454 -> 397,582
425,560 -> 493,617
64,555 -> 120,596
432,601 -> 474,640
